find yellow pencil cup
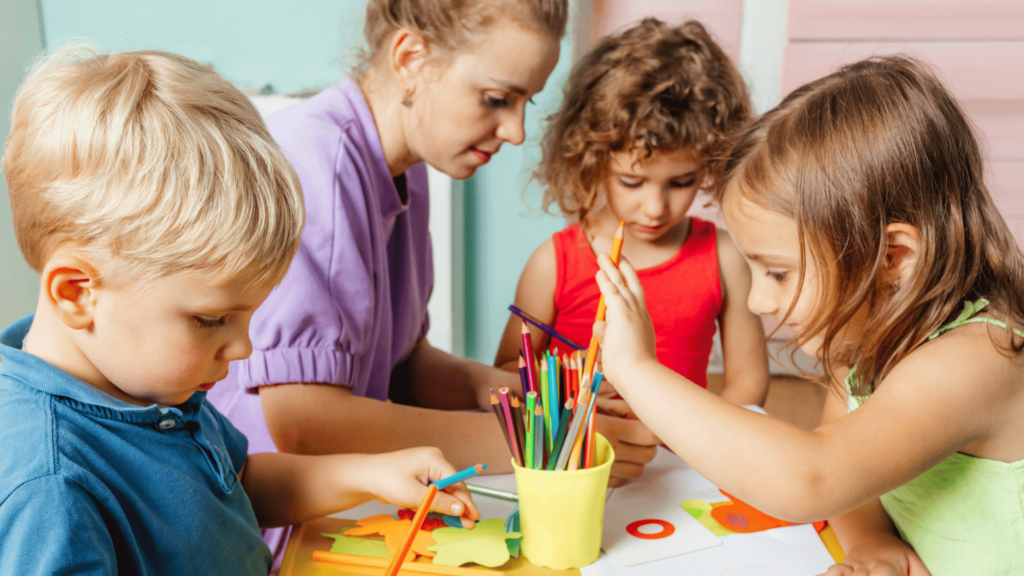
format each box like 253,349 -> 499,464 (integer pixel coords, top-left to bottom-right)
512,433 -> 614,570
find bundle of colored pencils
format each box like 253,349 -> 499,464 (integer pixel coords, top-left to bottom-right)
491,221 -> 625,472
489,350 -> 604,471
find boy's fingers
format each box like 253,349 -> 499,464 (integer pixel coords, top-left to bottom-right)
444,484 -> 481,520
430,489 -> 471,518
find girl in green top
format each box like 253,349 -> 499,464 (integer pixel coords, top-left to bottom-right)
590,56 -> 1024,576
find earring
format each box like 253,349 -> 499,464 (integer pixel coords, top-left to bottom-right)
401,90 -> 413,108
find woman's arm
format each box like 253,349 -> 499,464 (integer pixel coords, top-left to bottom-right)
714,230 -> 770,406
594,253 -> 1014,522
493,239 -> 559,372
260,383 -> 516,473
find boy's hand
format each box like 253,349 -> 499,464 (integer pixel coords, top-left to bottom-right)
358,448 -> 481,529
820,534 -> 931,576
593,254 -> 658,385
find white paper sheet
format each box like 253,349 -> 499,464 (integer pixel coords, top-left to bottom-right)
584,524 -> 835,576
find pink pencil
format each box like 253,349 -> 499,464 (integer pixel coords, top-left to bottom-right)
498,388 -> 524,466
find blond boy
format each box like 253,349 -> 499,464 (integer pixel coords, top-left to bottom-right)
0,48 -> 476,574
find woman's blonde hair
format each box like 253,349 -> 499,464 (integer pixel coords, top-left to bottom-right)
3,46 -> 305,288
715,57 -> 1024,394
360,0 -> 568,73
538,19 -> 751,225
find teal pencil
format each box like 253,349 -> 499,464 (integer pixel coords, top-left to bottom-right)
533,404 -> 545,470
539,357 -> 550,441
433,464 -> 487,490
547,355 -> 558,449
545,399 -> 574,471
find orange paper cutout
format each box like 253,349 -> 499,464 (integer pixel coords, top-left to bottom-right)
710,490 -> 791,534
343,513 -> 438,561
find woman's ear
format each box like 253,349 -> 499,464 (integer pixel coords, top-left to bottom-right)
388,27 -> 431,102
884,222 -> 921,288
43,253 -> 100,330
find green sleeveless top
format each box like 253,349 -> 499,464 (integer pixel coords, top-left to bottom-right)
846,300 -> 1024,575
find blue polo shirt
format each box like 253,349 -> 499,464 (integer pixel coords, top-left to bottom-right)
0,315 -> 273,575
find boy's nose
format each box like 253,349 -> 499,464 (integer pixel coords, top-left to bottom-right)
219,334 -> 254,363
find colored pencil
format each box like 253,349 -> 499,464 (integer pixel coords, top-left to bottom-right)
384,484 -> 438,576
533,404 -> 545,470
466,483 -> 519,502
490,389 -> 514,460
583,221 -> 625,380
545,399 -> 574,470
433,464 -> 486,490
498,388 -> 523,467
554,388 -> 591,471
539,357 -> 549,438
547,357 -> 558,449
568,380 -> 602,470
582,373 -> 604,469
517,352 -> 529,396
525,392 -> 537,469
316,550 -> 493,575
508,304 -> 585,350
509,394 -> 527,458
521,320 -> 538,394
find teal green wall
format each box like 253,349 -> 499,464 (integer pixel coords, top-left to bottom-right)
40,0 -> 366,94
0,0 -> 45,328
3,0 -> 571,359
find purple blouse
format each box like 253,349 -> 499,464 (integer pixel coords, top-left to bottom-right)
208,77 -> 433,455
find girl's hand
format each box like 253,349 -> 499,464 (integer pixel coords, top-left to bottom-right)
593,253 -> 658,386
820,535 -> 931,576
357,448 -> 481,529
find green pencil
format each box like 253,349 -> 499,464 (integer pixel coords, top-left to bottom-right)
525,392 -> 536,469
533,403 -> 545,470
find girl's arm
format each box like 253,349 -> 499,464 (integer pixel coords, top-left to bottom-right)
714,230 -> 770,406
241,448 -> 480,529
493,239 -> 558,372
594,253 -> 1015,522
818,384 -> 932,575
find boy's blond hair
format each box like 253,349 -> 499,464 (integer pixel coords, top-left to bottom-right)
3,46 -> 305,287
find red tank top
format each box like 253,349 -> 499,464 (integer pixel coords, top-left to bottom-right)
547,218 -> 722,388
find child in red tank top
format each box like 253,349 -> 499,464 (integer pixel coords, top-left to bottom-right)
494,19 -> 770,431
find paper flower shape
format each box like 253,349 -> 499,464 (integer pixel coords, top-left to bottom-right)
343,513 -> 438,561
320,532 -> 391,559
427,518 -> 522,567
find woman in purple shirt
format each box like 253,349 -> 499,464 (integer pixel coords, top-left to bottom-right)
209,0 -> 659,529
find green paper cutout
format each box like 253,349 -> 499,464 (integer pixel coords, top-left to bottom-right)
320,532 -> 392,559
681,499 -> 736,537
427,518 -> 522,567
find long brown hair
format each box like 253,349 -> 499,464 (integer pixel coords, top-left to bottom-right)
538,18 -> 750,225
715,56 -> 1024,395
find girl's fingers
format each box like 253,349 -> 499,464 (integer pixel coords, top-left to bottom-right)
616,256 -> 648,314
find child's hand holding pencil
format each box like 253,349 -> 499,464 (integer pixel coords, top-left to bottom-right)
592,253 -> 659,387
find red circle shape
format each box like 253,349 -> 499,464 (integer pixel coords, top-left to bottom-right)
625,519 -> 676,540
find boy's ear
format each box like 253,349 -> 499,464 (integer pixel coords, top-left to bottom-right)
389,27 -> 431,100
883,222 -> 921,287
43,254 -> 100,330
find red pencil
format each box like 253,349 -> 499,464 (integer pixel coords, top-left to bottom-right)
521,320 -> 538,394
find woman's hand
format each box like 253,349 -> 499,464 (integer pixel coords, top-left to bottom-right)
356,448 -> 481,529
592,253 -> 659,386
820,533 -> 931,576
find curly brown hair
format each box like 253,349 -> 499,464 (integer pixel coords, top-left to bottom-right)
537,18 -> 751,223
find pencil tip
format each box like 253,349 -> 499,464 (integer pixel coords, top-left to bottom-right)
521,319 -> 529,333
615,221 -> 625,237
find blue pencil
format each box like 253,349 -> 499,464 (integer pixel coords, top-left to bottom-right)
432,464 -> 487,490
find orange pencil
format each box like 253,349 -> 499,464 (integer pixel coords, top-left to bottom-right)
384,484 -> 438,576
583,221 -> 624,380
314,551 -> 492,575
